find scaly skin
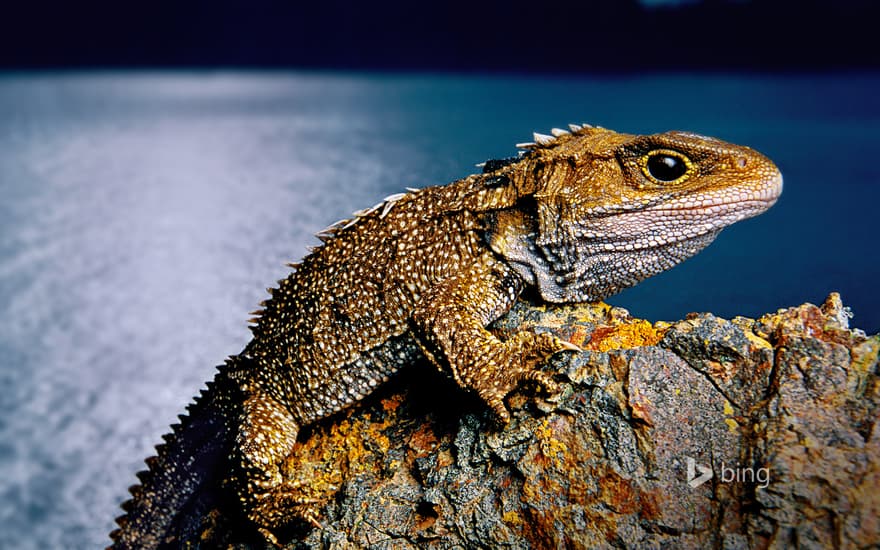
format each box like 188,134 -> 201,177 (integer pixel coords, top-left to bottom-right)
110,124 -> 782,547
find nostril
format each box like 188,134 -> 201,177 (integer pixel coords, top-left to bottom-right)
736,156 -> 748,169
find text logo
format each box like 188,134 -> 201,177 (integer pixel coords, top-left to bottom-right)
685,457 -> 770,489
687,457 -> 713,488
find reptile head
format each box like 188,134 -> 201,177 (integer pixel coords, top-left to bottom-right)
486,124 -> 783,303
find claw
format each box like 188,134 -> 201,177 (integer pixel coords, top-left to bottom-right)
259,527 -> 281,547
557,340 -> 582,353
304,512 -> 323,529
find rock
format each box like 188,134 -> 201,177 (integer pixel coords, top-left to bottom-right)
181,294 -> 880,549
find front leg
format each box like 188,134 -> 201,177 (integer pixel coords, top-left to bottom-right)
411,253 -> 577,422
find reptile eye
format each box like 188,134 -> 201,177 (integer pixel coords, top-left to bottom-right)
641,149 -> 693,184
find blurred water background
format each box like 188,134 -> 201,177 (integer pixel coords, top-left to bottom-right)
0,71 -> 877,548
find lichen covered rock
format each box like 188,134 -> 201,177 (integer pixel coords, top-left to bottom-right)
182,294 -> 880,549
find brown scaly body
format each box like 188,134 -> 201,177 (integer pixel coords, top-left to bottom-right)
110,124 -> 782,547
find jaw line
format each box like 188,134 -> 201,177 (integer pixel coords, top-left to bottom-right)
541,228 -> 722,294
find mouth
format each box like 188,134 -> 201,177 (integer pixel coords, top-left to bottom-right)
645,170 -> 783,219
561,170 -> 783,255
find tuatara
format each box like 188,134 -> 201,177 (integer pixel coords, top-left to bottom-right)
110,124 -> 782,547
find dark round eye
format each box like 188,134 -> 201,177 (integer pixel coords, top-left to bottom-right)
645,151 -> 690,182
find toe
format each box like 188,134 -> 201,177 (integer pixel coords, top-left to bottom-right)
484,393 -> 511,424
521,369 -> 559,394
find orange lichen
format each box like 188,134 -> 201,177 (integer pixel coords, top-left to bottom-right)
534,418 -> 570,470
502,510 -> 524,526
381,394 -> 404,413
408,424 -> 440,457
569,324 -> 592,348
638,489 -> 662,521
281,408 -> 398,505
599,471 -> 639,514
587,320 -> 665,352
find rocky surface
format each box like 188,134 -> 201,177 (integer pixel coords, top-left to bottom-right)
166,294 -> 880,549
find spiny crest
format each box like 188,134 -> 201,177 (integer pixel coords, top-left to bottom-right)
110,372 -> 230,545
515,123 -> 601,151
249,309 -> 277,329
251,187 -> 417,328
247,307 -> 265,326
262,122 -> 596,314
278,190 -> 415,279
113,400 -> 196,534
252,287 -> 277,325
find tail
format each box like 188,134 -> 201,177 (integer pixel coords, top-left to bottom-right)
109,365 -> 243,549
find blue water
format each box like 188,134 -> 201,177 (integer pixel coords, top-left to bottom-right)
0,71 -> 877,548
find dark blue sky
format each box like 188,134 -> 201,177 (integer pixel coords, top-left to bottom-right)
2,0 -> 877,72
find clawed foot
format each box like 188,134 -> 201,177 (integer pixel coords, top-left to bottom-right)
473,331 -> 580,423
257,508 -> 322,547
249,480 -> 333,546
